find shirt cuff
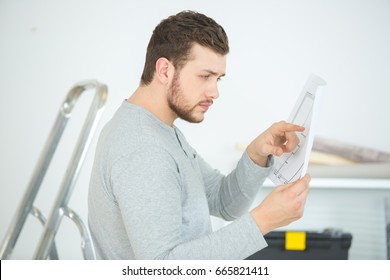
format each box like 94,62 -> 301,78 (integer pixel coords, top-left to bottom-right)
241,150 -> 274,175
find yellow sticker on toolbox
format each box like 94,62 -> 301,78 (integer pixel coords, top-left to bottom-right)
285,231 -> 306,251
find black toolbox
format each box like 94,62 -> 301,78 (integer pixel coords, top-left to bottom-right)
246,229 -> 352,260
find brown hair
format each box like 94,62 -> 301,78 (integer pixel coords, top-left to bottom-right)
140,10 -> 229,85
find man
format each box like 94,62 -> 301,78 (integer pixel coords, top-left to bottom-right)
88,10 -> 310,260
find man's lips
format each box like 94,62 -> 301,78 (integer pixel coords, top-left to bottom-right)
198,100 -> 213,111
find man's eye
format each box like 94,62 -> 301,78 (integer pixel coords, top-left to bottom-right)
201,75 -> 210,80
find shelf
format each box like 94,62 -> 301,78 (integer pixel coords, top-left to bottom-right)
263,177 -> 390,190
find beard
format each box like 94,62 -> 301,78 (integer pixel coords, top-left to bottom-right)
167,72 -> 206,123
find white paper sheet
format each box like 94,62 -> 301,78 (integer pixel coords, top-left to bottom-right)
269,73 -> 326,185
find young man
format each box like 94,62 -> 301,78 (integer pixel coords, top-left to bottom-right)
88,10 -> 310,259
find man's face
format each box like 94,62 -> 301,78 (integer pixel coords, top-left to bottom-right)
167,44 -> 226,123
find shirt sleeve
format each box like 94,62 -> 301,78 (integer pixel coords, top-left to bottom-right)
111,147 -> 267,260
199,151 -> 273,221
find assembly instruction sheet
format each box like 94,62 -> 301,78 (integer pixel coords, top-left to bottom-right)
269,74 -> 326,185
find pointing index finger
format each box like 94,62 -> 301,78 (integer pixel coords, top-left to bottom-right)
272,121 -> 305,135
284,123 -> 305,132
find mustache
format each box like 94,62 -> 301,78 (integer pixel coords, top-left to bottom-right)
198,99 -> 214,106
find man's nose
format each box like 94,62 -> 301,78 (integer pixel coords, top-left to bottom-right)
206,82 -> 219,100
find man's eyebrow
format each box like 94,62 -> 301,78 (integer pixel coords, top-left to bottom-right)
202,69 -> 226,77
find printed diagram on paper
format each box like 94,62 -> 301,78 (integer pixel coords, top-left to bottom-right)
269,74 -> 326,185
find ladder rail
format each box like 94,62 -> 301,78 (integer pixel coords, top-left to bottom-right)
30,206 -> 60,259
0,80 -> 107,260
0,104 -> 68,259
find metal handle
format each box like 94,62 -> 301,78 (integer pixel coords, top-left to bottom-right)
0,80 -> 107,259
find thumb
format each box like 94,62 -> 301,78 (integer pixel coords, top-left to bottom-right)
301,173 -> 311,183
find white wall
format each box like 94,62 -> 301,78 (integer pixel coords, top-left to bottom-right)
1,0 -> 389,259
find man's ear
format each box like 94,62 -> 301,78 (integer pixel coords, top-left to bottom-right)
155,57 -> 174,85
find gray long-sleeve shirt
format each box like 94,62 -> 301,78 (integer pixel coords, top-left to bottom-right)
88,101 -> 270,259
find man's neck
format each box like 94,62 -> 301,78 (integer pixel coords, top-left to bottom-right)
127,85 -> 177,126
